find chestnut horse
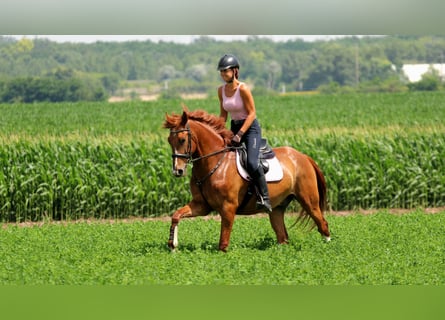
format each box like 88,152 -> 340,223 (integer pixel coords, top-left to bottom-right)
163,109 -> 330,252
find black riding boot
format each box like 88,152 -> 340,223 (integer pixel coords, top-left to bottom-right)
251,167 -> 272,214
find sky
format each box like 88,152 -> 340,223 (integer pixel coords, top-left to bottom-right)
9,35 -> 353,44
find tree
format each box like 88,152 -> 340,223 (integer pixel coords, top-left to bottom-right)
14,38 -> 34,53
265,60 -> 282,90
2,35 -> 445,96
0,76 -> 108,103
46,67 -> 75,80
157,65 -> 179,82
101,74 -> 120,95
281,52 -> 310,91
186,64 -> 208,82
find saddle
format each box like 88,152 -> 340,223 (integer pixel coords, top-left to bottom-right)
235,138 -> 282,213
237,138 -> 275,174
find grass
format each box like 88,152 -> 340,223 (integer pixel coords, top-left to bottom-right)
1,209 -> 444,285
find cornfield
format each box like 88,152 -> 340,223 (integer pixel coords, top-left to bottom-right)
0,138 -> 191,222
0,92 -> 444,222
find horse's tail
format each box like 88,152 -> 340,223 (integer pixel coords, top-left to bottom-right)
307,156 -> 327,213
292,155 -> 328,231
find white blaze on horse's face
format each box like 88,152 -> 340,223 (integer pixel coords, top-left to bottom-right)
168,129 -> 189,177
172,152 -> 188,177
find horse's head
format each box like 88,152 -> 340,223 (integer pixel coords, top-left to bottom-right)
164,110 -> 193,177
164,107 -> 233,177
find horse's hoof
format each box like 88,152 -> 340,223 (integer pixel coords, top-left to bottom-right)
168,240 -> 176,250
168,243 -> 177,253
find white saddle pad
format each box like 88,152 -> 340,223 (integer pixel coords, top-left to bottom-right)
236,152 -> 283,182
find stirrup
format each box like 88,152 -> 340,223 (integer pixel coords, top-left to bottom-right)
256,198 -> 272,214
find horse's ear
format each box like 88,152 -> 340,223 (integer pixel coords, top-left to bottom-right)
181,110 -> 188,126
181,103 -> 189,112
163,112 -> 171,128
180,103 -> 189,126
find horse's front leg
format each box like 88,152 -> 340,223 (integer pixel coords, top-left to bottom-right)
168,205 -> 190,250
168,201 -> 210,251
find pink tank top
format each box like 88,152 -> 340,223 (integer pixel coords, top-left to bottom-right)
221,83 -> 249,121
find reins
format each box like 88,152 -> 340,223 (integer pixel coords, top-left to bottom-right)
190,146 -> 232,163
192,145 -> 242,186
193,150 -> 228,187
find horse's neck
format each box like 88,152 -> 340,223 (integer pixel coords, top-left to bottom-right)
191,121 -> 225,156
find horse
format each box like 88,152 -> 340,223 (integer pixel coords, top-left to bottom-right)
163,108 -> 330,252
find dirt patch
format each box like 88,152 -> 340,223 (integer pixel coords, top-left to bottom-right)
108,94 -> 159,102
107,96 -> 127,102
139,94 -> 159,101
180,93 -> 208,100
108,93 -> 207,103
327,207 -> 445,216
2,207 -> 444,229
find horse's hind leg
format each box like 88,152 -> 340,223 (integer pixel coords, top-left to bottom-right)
298,194 -> 330,241
307,204 -> 330,241
311,206 -> 330,242
269,206 -> 289,244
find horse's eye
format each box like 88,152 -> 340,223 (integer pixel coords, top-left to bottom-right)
179,138 -> 186,144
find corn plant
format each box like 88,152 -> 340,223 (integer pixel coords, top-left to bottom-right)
0,92 -> 444,221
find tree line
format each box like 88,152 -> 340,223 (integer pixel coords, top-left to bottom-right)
0,35 -> 444,103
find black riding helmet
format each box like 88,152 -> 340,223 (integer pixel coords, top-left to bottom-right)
217,54 -> 240,71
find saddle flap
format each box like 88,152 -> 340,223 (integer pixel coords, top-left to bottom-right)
260,138 -> 275,159
235,139 -> 283,182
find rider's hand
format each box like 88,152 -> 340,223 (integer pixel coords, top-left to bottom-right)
231,134 -> 241,146
231,130 -> 244,146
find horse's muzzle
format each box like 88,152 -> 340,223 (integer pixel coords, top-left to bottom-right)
172,168 -> 186,177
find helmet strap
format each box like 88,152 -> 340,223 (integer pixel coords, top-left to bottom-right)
228,68 -> 239,83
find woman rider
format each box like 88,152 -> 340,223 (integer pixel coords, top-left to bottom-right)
217,54 -> 272,214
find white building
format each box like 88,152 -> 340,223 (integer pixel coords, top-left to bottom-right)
402,64 -> 445,82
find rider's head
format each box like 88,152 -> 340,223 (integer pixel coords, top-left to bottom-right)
217,54 -> 239,81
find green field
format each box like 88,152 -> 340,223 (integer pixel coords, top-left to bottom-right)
1,210 -> 444,285
1,92 -> 444,285
0,92 -> 444,222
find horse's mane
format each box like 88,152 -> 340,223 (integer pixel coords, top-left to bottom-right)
164,109 -> 233,145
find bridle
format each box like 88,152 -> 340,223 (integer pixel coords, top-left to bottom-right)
170,124 -> 193,162
170,123 -> 233,163
169,122 -> 232,185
